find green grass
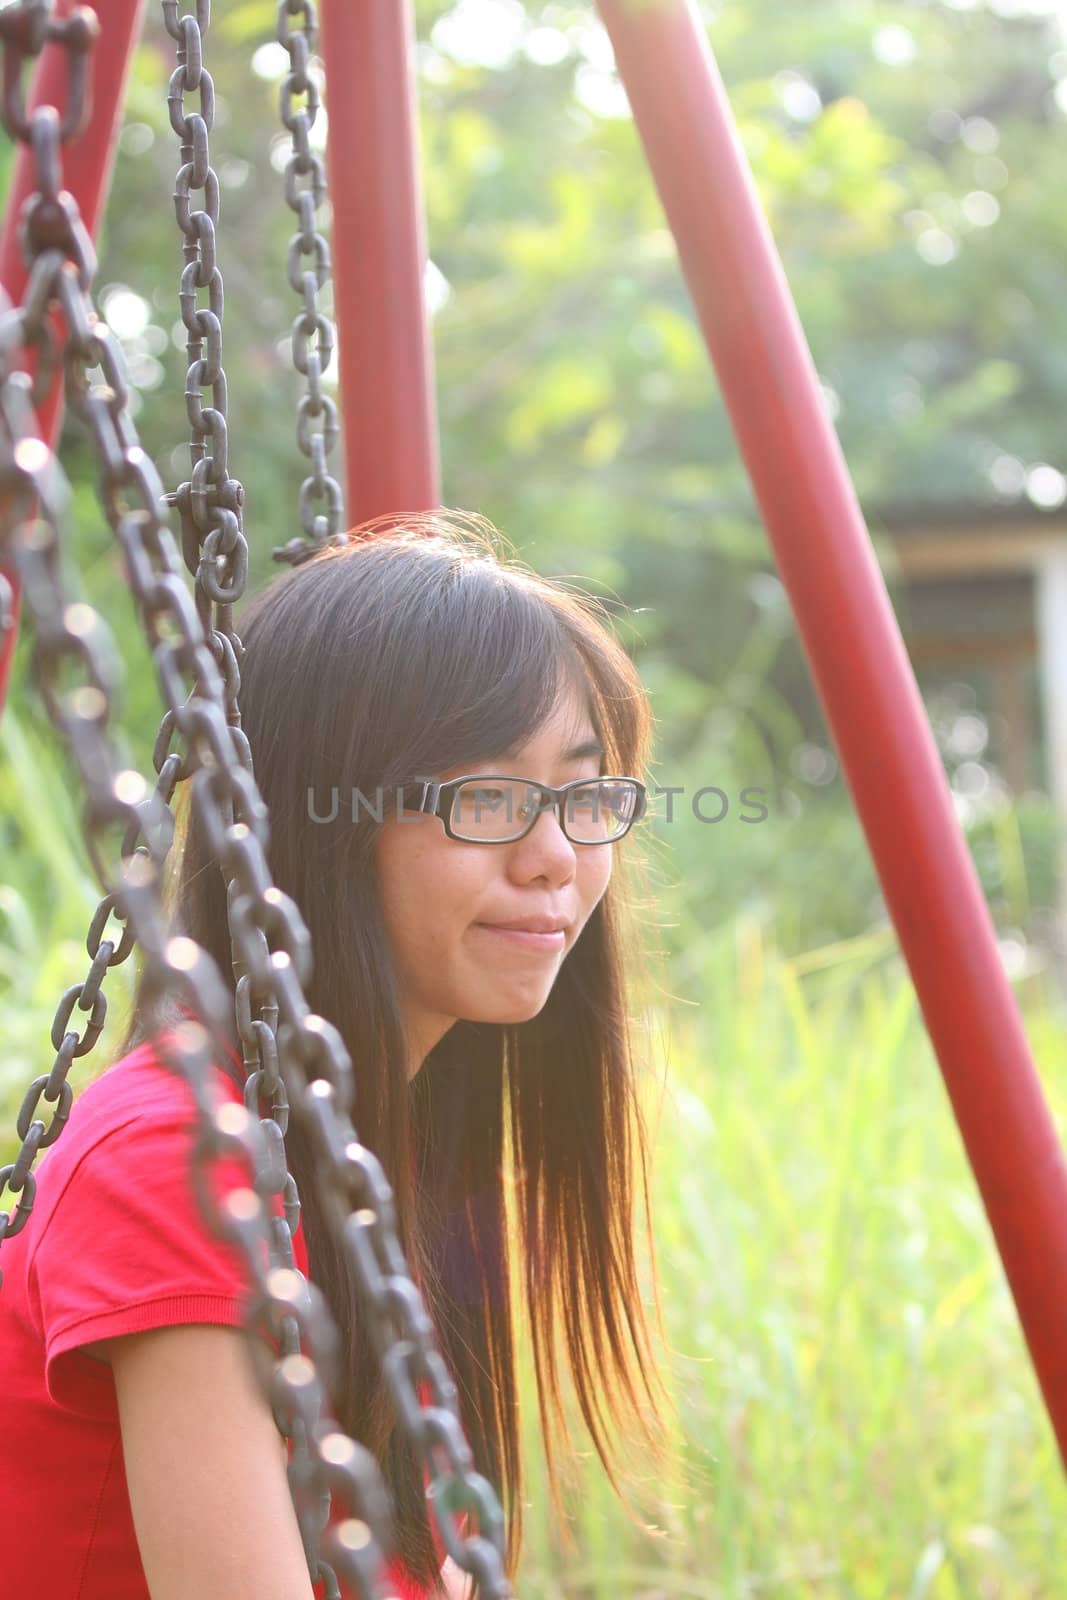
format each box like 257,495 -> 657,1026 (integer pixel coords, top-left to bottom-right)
0,700 -> 140,1099
517,919 -> 1067,1597
3,704 -> 1066,1597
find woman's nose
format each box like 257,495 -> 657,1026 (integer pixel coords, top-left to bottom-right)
509,805 -> 577,879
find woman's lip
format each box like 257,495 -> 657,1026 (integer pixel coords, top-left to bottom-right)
474,923 -> 567,950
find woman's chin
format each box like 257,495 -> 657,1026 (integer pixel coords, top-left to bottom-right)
460,989 -> 552,1026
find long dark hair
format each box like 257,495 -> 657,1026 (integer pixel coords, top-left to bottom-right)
115,510 -> 672,1592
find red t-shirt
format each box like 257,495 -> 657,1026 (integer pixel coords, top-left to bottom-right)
0,1030 -> 452,1599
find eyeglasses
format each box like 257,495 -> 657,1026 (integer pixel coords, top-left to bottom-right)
396,774 -> 647,845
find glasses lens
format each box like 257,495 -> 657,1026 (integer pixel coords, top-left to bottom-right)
451,779 -> 536,841
564,780 -> 642,843
449,778 -> 643,842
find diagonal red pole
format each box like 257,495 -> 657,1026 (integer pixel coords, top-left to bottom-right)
319,0 -> 440,524
597,0 -> 1067,1469
0,0 -> 146,717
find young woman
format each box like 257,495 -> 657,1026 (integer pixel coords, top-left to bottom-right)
0,512 -> 672,1599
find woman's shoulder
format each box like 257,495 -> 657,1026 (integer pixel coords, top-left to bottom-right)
19,1027 -> 304,1407
58,1031 -> 243,1154
23,1029 -> 245,1220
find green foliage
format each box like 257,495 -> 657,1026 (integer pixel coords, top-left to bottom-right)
517,920 -> 1067,1595
0,707 -> 139,1101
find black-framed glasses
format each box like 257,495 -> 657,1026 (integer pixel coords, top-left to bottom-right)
397,774 -> 647,845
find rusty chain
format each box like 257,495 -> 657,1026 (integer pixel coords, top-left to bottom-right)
0,7 -> 387,1590
0,0 -> 136,1243
270,0 -> 345,567
0,5 -> 514,1596
160,0 -> 249,631
159,2 -> 345,1586
0,350 -> 396,1598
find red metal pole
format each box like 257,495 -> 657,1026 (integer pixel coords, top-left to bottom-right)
319,0 -> 440,524
597,0 -> 1067,1467
0,0 -> 145,716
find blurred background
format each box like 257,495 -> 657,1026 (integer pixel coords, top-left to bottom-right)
3,1 -> 1067,1594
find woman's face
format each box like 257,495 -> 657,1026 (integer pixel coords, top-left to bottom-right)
376,680 -> 614,1077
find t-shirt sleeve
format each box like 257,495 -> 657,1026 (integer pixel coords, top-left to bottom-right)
31,1085 -> 278,1411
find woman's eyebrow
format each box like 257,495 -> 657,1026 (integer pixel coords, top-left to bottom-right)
497,736 -> 604,764
560,737 -> 604,762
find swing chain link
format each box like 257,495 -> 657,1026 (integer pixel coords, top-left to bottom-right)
270,0 -> 346,567
0,6 -> 515,1596
0,0 -> 95,143
0,358 -> 397,1597
158,0 -> 284,1261
0,6 -> 118,1230
0,0 -> 91,669
0,11 -> 374,1575
159,8 -> 347,1590
160,0 -> 249,637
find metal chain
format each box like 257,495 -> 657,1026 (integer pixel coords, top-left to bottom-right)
0,6 -> 514,1597
161,0 -> 249,622
0,9 -> 379,1587
0,3 -> 140,1254
270,0 -> 345,568
0,349 -> 396,1598
158,4 -> 341,1584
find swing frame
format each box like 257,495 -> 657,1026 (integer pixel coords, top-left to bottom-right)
1,0 -> 1065,1479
